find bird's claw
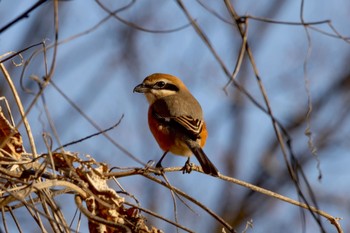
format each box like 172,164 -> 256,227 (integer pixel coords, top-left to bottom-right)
145,160 -> 155,169
181,161 -> 193,174
154,161 -> 165,176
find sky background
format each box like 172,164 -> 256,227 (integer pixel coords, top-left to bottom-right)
1,0 -> 350,232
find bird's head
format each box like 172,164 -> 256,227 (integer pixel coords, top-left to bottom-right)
133,73 -> 187,104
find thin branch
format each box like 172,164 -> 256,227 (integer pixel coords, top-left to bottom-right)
13,0 -> 59,141
1,207 -> 9,233
224,17 -> 248,92
224,0 -> 320,224
196,0 -> 233,25
300,1 -> 325,231
124,201 -> 194,233
1,181 -> 77,232
8,207 -> 23,233
0,0 -> 49,34
0,63 -> 37,157
161,174 -> 180,233
0,42 -> 44,64
141,172 -> 236,233
55,114 -> 124,151
241,15 -> 330,26
49,80 -> 145,165
32,193 -> 49,233
242,14 -> 350,44
106,166 -> 343,233
18,1 -> 134,94
176,0 -> 231,77
175,0 -> 291,138
219,172 -> 342,232
107,167 -> 236,232
95,0 -> 192,33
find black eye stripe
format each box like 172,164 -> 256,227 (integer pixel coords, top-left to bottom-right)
153,82 -> 179,91
163,83 -> 179,91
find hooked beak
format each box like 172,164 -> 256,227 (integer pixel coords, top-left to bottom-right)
133,83 -> 150,93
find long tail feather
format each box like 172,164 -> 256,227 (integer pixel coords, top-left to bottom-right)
191,147 -> 219,176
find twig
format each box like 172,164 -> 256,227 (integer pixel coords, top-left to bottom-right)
8,207 -> 23,233
300,0 -> 322,182
161,174 -> 180,233
68,208 -> 79,229
222,1 -> 330,232
142,172 -> 236,232
49,80 -> 145,165
224,17 -> 248,92
95,0 -> 192,33
18,1 -> 135,94
31,193 -> 49,233
0,63 -> 37,157
1,207 -> 9,233
0,42 -> 44,64
175,0 -> 290,137
0,0 -> 49,34
299,1 -> 324,231
13,0 -> 59,140
241,15 -> 330,26
37,77 -> 63,151
218,172 -> 342,232
241,14 -> 350,44
124,201 -> 194,233
55,114 -> 124,151
176,0 -> 231,77
196,0 -> 233,25
106,166 -> 343,232
106,167 -> 236,232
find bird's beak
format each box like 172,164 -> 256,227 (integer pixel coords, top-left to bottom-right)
133,83 -> 150,93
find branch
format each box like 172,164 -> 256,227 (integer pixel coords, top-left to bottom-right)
107,166 -> 343,233
0,63 -> 37,157
0,0 -> 49,34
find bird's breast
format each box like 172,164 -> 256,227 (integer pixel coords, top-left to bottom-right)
148,107 -> 192,156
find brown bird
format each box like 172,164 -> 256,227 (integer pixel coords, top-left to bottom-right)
133,73 -> 219,176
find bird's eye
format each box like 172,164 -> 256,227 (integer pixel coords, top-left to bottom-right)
155,81 -> 166,88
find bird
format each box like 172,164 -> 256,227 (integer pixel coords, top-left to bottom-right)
133,73 -> 219,176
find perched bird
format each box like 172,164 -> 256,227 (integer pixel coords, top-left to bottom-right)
133,73 -> 219,176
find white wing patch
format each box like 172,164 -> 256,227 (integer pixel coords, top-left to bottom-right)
176,116 -> 203,136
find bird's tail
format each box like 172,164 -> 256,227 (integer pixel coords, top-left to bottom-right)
191,146 -> 219,176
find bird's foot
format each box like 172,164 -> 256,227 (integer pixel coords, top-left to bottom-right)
145,160 -> 164,176
154,161 -> 165,176
181,160 -> 193,174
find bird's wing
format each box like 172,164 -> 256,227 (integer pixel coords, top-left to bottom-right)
151,97 -> 204,138
172,115 -> 203,137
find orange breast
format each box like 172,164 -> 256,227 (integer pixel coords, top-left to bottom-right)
147,106 -> 208,156
199,122 -> 208,147
148,107 -> 174,152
